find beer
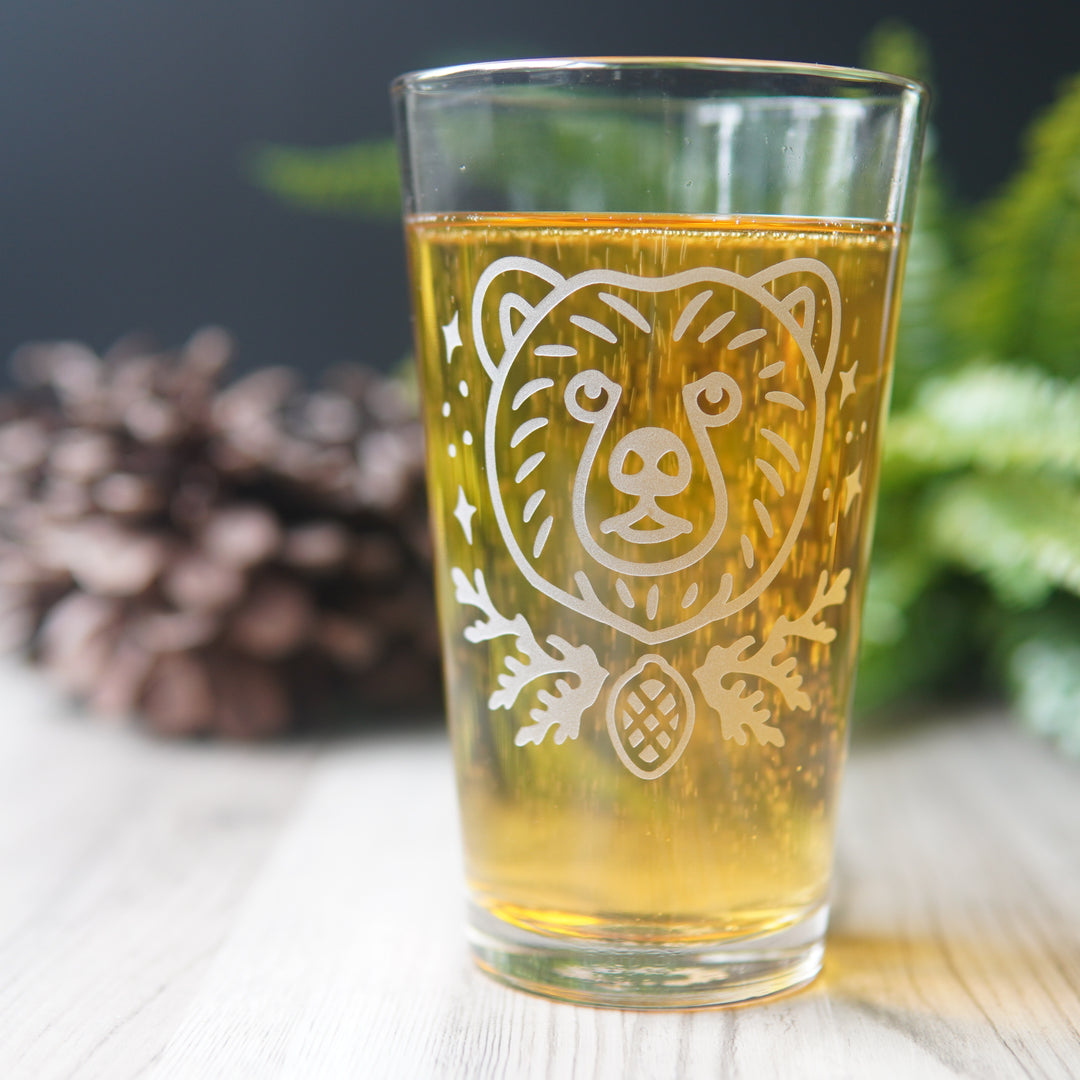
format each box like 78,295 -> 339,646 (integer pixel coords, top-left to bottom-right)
407,212 -> 904,947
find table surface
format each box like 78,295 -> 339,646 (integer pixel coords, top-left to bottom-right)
1,660 -> 1078,1080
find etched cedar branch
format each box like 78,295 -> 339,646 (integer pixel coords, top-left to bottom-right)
450,567 -> 608,745
692,569 -> 851,748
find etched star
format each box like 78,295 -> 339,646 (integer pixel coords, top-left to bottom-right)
838,362 -> 859,407
842,462 -> 863,515
453,485 -> 477,544
441,310 -> 463,364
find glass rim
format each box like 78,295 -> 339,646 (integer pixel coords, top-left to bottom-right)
391,56 -> 927,99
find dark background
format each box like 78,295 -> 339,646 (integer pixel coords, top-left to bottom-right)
0,1 -> 1072,378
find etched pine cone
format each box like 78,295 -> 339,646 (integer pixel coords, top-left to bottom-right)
0,329 -> 441,738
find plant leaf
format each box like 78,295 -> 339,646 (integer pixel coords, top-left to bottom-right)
884,365 -> 1080,482
925,474 -> 1080,607
247,140 -> 401,219
957,74 -> 1080,376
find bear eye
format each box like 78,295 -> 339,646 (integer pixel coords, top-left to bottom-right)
565,369 -> 621,421
684,372 -> 742,427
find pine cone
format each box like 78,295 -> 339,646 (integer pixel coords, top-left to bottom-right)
0,329 -> 442,738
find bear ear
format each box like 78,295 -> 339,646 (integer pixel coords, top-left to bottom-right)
472,257 -> 566,378
778,285 -> 816,333
750,258 -> 842,385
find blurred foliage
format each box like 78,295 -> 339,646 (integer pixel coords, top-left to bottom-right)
249,140 -> 401,218
860,31 -> 1080,753
252,29 -> 1080,753
955,72 -> 1080,378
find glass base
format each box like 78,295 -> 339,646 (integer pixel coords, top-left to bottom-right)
467,901 -> 828,1009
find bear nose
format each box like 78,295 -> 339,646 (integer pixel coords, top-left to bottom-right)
609,428 -> 692,499
600,426 -> 695,544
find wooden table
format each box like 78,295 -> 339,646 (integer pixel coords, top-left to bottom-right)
1,659 -> 1078,1079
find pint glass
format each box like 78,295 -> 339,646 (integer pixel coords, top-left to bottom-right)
393,58 -> 927,1007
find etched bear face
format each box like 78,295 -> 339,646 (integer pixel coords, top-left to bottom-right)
472,256 -> 840,645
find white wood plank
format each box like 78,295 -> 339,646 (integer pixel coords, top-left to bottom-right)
829,719 -> 1080,1080
2,656 -> 1078,1080
0,661 -> 320,1080
150,714 -> 1080,1080
151,733 -> 471,1080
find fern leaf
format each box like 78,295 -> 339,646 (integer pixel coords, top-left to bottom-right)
925,474 -> 1080,606
247,140 -> 401,219
884,365 -> 1080,481
957,75 -> 1080,375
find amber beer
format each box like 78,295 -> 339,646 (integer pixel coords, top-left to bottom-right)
408,212 -> 904,953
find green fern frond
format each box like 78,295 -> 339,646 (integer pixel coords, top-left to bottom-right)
925,474 -> 1080,607
884,365 -> 1080,481
247,140 -> 401,219
957,75 -> 1080,376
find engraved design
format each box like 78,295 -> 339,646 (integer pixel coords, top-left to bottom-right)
564,367 -> 738,567
599,426 -> 694,544
472,257 -> 841,645
451,567 -> 608,746
453,486 -> 476,544
607,656 -> 695,779
838,362 -> 858,407
444,254 -> 855,778
441,311 -> 462,362
692,570 -> 850,747
842,463 -> 863,515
